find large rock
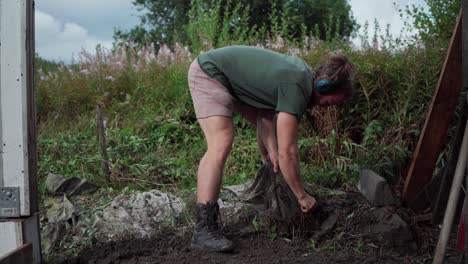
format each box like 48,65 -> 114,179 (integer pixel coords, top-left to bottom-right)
218,184 -> 259,233
93,189 -> 185,241
45,195 -> 79,223
356,169 -> 397,206
42,195 -> 80,254
365,207 -> 416,254
46,173 -> 97,196
41,221 -> 67,255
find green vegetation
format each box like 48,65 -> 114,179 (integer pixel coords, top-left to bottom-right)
114,0 -> 357,48
36,0 -> 459,195
399,0 -> 461,44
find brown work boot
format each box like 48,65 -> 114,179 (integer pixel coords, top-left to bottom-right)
191,201 -> 235,253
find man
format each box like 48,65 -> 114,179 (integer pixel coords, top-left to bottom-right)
187,45 -> 354,252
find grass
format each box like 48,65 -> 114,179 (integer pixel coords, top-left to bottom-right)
36,34 -> 446,197
38,39 -> 451,264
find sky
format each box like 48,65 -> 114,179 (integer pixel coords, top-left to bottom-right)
35,0 -> 427,63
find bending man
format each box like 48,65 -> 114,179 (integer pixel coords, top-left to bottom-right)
187,45 -> 355,252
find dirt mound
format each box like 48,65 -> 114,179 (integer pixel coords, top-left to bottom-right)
52,191 -> 436,264
60,231 -> 405,264
46,164 -> 463,264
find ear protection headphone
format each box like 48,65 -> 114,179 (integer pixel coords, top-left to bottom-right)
315,79 -> 348,94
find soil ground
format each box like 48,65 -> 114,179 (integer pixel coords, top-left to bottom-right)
61,231 -> 420,264
47,189 -> 464,264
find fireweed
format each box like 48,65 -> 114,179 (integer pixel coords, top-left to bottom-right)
36,32 -> 445,192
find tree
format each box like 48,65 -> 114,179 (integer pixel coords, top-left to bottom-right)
401,0 -> 461,44
114,0 -> 358,48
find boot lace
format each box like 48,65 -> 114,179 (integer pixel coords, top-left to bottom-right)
207,204 -> 225,239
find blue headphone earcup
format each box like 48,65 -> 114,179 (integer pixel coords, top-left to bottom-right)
315,79 -> 335,94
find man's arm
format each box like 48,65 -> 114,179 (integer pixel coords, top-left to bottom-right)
234,105 -> 270,163
276,112 -> 316,212
256,110 -> 278,172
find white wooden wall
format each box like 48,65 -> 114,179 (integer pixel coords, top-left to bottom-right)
0,0 -> 30,216
0,221 -> 23,257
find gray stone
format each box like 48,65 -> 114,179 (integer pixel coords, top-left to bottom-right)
218,184 -> 261,234
45,195 -> 79,224
320,212 -> 337,233
223,182 -> 251,198
365,207 -> 416,254
46,173 -> 97,196
356,169 -> 397,206
92,189 -> 185,241
41,222 -> 67,254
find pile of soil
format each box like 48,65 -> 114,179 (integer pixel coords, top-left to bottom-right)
54,192 -> 443,264
61,231 -> 408,264
47,164 -> 464,263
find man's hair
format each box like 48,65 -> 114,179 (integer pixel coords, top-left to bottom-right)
315,52 -> 355,96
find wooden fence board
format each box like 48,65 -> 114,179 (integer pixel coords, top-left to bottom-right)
403,11 -> 463,206
0,244 -> 32,264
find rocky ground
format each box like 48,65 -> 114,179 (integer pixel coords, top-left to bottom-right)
41,172 -> 464,264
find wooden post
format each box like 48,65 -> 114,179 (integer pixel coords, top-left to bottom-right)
463,2 -> 468,261
96,103 -> 111,183
0,244 -> 32,264
0,0 -> 41,262
432,118 -> 468,264
432,99 -> 467,223
403,10 -> 463,206
464,1 -> 468,90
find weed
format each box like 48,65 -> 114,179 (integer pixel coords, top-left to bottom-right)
36,15 -> 445,196
268,225 -> 278,241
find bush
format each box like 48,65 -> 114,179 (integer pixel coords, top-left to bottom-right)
36,14 -> 446,191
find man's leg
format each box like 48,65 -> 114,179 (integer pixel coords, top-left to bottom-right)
191,115 -> 235,253
197,116 -> 234,203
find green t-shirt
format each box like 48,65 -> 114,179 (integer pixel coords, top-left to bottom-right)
197,45 -> 314,118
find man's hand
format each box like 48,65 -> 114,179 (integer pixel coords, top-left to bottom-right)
298,194 -> 317,213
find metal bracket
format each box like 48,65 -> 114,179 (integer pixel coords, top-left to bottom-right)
0,187 -> 20,217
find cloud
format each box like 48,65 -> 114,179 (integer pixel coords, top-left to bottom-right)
349,0 -> 427,45
35,0 -> 429,61
35,0 -> 140,39
35,9 -> 113,63
35,0 -> 140,63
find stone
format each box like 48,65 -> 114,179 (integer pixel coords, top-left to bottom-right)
218,184 -> 261,234
93,190 -> 185,241
46,173 -> 97,196
223,182 -> 251,198
41,222 -> 67,254
320,212 -> 337,233
45,195 -> 79,224
365,207 -> 416,254
356,169 -> 397,206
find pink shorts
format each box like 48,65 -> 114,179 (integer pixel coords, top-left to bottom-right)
188,59 -> 238,119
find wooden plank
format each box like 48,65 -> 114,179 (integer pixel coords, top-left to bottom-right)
463,2 -> 468,261
0,221 -> 22,258
0,0 -> 31,215
432,98 -> 467,223
21,216 -> 41,264
26,0 -> 37,216
24,1 -> 41,261
0,243 -> 32,264
0,217 -> 40,264
403,10 -> 463,206
465,168 -> 467,263
96,103 -> 111,183
464,2 -> 468,89
408,169 -> 444,212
